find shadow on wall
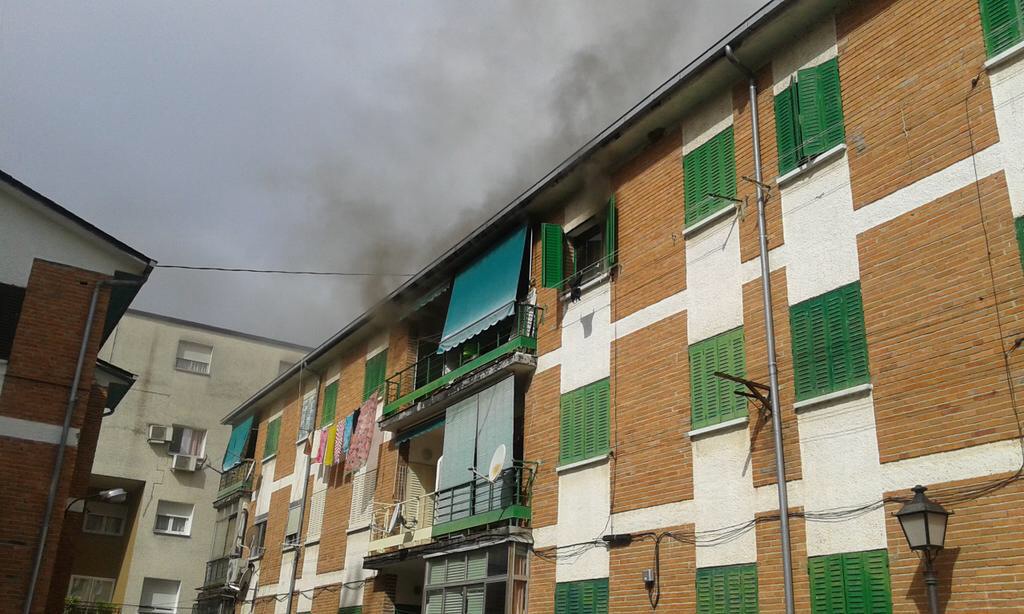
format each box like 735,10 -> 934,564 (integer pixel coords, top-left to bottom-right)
905,547 -> 960,612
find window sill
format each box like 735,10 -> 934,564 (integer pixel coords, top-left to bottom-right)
261,454 -> 277,463
555,452 -> 610,474
687,415 -> 748,439
558,271 -> 611,302
794,383 -> 872,412
682,204 -> 737,239
153,530 -> 191,538
985,40 -> 1024,71
305,536 -> 321,546
776,143 -> 847,188
347,523 -> 371,535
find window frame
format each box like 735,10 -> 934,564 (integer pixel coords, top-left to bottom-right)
168,424 -> 207,458
297,389 -> 319,442
174,340 -> 213,376
559,378 -> 611,466
774,57 -> 845,176
153,500 -> 194,537
263,416 -> 282,460
688,326 -> 747,430
67,574 -> 115,604
249,517 -> 268,559
979,0 -> 1024,58
82,504 -> 126,537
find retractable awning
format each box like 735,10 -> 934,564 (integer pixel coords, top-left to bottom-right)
437,226 -> 527,353
222,415 -> 254,471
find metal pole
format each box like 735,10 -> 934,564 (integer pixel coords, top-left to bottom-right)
285,362 -> 320,614
924,554 -> 940,614
725,44 -> 796,614
23,279 -> 139,614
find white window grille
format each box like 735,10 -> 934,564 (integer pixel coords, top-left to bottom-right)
175,340 -> 213,375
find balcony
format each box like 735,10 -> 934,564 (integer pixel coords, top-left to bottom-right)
215,459 -> 254,503
368,492 -> 436,554
204,556 -> 231,588
63,603 -> 121,614
383,302 -> 541,418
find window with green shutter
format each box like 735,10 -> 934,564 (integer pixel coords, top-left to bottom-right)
320,381 -> 338,426
605,195 -> 618,268
774,57 -> 845,175
1016,217 -> 1024,272
559,378 -> 611,465
554,578 -> 609,614
263,417 -> 281,459
789,282 -> 870,402
684,126 -> 737,226
541,223 -> 564,289
808,550 -> 892,614
696,564 -> 759,614
689,327 -> 747,430
363,350 -> 388,401
980,0 -> 1024,57
338,607 -> 363,614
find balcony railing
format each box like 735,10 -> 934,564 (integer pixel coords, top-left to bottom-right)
432,461 -> 537,537
369,492 -> 435,544
383,302 -> 541,416
216,459 -> 254,502
204,556 -> 231,588
63,603 -> 121,614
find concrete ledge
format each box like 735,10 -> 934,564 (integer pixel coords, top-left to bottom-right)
985,40 -> 1024,71
682,204 -> 737,238
794,383 -> 873,413
687,415 -> 748,439
776,143 -> 847,188
555,452 -> 610,474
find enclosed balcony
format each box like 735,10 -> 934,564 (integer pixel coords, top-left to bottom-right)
215,459 -> 254,504
203,556 -> 230,588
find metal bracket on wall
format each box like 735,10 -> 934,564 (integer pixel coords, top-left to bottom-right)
714,371 -> 772,418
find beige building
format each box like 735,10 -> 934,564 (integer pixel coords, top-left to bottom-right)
67,310 -> 308,613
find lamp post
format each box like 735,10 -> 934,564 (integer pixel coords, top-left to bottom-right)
895,485 -> 952,614
65,487 -> 128,512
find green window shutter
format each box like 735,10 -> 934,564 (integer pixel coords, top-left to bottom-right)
817,58 -> 845,150
556,579 -> 608,614
425,593 -> 443,614
338,608 -> 363,614
696,564 -> 758,614
363,350 -> 388,401
542,223 -> 565,289
684,127 -> 736,226
467,550 -> 488,581
842,550 -> 892,614
465,585 -> 485,614
808,556 -> 845,614
718,126 -> 737,206
980,0 -> 1024,57
797,65 -> 826,157
1016,217 -> 1024,272
689,327 -> 747,429
559,379 -> 611,465
320,381 -> 338,426
605,195 -> 618,268
559,391 -> 574,465
790,282 -> 870,401
263,417 -> 281,459
774,85 -> 801,174
428,558 -> 446,586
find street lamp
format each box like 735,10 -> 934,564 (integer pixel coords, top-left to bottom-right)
895,485 -> 952,614
65,487 -> 128,512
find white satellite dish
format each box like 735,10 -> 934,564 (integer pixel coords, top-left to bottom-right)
487,444 -> 507,483
386,502 -> 403,534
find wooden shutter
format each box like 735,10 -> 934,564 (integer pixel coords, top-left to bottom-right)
717,126 -> 737,206
1016,217 -> 1024,272
467,550 -> 488,581
363,350 -> 388,401
689,327 -> 746,429
790,283 -> 869,401
808,555 -> 846,614
605,195 -> 618,268
321,381 -> 338,426
590,379 -> 611,458
843,550 -> 893,614
696,564 -> 757,613
263,417 -> 280,458
684,128 -> 735,226
774,85 -> 801,174
817,58 -> 845,151
797,65 -> 826,157
542,223 -> 565,289
981,0 -> 1024,57
465,586 -> 485,614
560,380 -> 610,465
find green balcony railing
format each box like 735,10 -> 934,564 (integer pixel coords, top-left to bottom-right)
431,460 -> 537,537
383,302 -> 541,416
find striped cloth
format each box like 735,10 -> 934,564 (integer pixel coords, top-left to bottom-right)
333,418 -> 345,465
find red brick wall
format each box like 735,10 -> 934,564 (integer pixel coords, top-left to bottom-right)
611,312 -> 692,513
735,67 -> 784,263
609,525 -> 696,613
260,487 -> 291,582
364,573 -> 397,614
756,509 -> 810,613
527,551 -> 557,614
523,366 -> 561,528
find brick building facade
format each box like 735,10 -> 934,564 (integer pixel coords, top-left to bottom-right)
203,1 -> 1024,612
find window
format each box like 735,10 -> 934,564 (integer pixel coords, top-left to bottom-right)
263,416 -> 281,459
140,577 -> 180,614
298,390 -> 318,441
307,485 -> 326,543
82,502 -> 126,536
559,378 -> 611,465
425,545 -> 525,614
1016,217 -> 1024,272
348,466 -> 376,528
0,283 -> 26,361
285,500 -> 302,547
540,197 -> 618,290
684,126 -> 737,226
364,350 -> 388,401
338,608 -> 363,614
169,425 -> 206,458
808,550 -> 892,613
320,381 -> 339,427
689,327 -> 746,430
554,578 -> 608,614
775,57 -> 845,175
212,500 -> 242,558
154,500 -> 193,536
249,517 -> 267,558
696,564 -> 758,613
67,575 -> 115,603
980,0 -> 1024,57
175,340 -> 213,375
789,282 -> 870,402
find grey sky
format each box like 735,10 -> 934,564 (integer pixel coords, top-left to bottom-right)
0,1 -> 763,346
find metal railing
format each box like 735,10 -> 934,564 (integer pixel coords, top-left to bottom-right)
369,492 -> 435,543
216,459 -> 254,500
204,556 -> 231,588
175,357 -> 210,375
433,461 -> 537,528
384,302 -> 541,408
63,603 -> 121,614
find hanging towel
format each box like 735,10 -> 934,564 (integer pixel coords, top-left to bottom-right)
342,414 -> 354,453
324,423 -> 337,466
303,430 -> 314,457
334,419 -> 345,465
315,427 -> 328,463
346,394 -> 379,471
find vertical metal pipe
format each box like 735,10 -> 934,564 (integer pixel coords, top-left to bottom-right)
725,44 -> 795,614
924,555 -> 940,614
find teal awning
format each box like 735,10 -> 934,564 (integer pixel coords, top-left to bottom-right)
222,415 -> 254,471
395,416 -> 445,444
438,226 -> 527,353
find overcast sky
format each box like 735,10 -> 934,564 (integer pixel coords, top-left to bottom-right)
0,1 -> 763,346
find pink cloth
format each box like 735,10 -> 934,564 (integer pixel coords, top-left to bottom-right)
315,427 -> 328,463
333,418 -> 345,465
346,395 -> 378,471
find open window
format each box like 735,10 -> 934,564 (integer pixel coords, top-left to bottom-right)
541,196 -> 617,296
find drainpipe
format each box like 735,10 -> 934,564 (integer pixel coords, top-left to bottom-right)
725,44 -> 795,614
285,361 -> 321,614
23,278 -> 142,614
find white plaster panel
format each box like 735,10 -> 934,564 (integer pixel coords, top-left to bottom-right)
277,553 -> 297,613
880,439 -> 1024,492
560,284 -> 611,392
692,428 -> 757,567
740,243 -> 788,285
536,347 -> 562,374
255,460 -> 275,516
797,393 -> 887,556
779,155 -> 860,303
532,525 -> 558,548
682,90 -> 734,155
555,461 -> 611,582
772,18 -> 838,94
752,479 -> 804,514
290,443 -> 311,501
612,287 -> 689,341
610,500 -> 695,535
987,60 -> 1024,217
685,218 -> 744,343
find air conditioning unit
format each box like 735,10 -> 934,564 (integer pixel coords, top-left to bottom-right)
170,454 -> 198,472
226,557 -> 246,587
148,424 -> 170,443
